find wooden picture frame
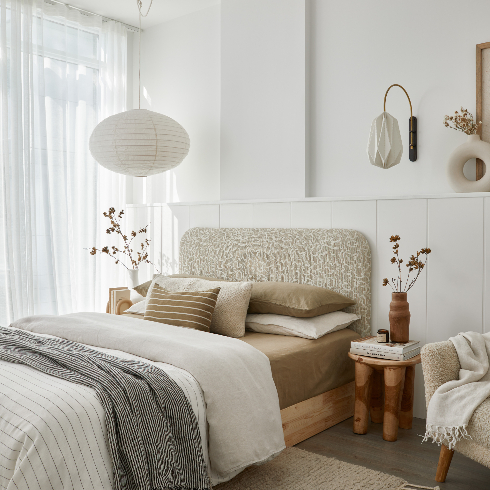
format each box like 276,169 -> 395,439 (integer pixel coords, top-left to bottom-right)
476,42 -> 490,179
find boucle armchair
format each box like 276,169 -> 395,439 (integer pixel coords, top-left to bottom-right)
421,341 -> 490,482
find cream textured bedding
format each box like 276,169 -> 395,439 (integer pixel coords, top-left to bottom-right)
6,313 -> 285,486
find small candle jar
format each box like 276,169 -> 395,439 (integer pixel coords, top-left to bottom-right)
377,329 -> 389,343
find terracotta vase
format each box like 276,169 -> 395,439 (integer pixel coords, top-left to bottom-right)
389,292 -> 410,343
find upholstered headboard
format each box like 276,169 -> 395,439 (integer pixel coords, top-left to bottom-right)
180,228 -> 372,337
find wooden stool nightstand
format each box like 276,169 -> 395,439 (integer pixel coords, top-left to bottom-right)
347,352 -> 421,442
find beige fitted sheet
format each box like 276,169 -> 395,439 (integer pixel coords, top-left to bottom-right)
240,329 -> 360,409
122,312 -> 359,410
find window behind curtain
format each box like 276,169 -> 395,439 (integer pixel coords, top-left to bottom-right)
0,1 -> 127,325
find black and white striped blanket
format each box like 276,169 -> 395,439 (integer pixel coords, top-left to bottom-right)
0,326 -> 210,490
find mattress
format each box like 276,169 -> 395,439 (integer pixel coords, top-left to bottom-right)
240,329 -> 360,409
123,312 -> 359,409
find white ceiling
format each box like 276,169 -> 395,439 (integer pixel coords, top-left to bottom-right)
66,0 -> 220,29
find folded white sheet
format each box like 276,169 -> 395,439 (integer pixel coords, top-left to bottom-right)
246,311 -> 360,339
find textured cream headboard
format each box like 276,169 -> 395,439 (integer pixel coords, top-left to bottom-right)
180,228 -> 372,337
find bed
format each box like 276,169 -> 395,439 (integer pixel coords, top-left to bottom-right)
0,227 -> 371,489
127,227 -> 372,446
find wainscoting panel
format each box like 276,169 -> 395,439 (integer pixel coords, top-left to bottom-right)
129,193 -> 490,419
252,202 -> 291,228
126,205 -> 155,282
427,198 -> 484,342
220,203 -> 254,228
332,200 -> 378,329
376,199 -> 428,339
377,199 -> 428,419
291,201 -> 332,228
189,204 -> 220,228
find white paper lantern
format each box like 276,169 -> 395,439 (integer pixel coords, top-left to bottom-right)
89,109 -> 190,177
367,111 -> 403,169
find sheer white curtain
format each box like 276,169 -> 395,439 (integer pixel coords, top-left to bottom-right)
0,0 -> 128,324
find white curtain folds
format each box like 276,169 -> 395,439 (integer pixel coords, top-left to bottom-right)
0,0 -> 128,324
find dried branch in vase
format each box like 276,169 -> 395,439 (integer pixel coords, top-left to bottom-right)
382,235 -> 431,293
86,207 -> 159,272
443,107 -> 481,135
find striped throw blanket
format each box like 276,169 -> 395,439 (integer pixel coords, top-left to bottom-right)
0,326 -> 210,490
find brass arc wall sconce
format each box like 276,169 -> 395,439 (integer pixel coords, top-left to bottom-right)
367,84 -> 417,169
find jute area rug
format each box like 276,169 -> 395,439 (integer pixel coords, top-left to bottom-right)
216,448 -> 440,490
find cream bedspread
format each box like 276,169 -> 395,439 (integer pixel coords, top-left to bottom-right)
8,313 -> 285,484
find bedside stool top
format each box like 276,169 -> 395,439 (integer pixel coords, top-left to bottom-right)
348,352 -> 421,367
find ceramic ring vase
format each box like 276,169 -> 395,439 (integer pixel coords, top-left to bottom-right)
447,134 -> 490,192
389,292 -> 410,343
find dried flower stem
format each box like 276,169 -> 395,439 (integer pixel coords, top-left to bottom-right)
382,235 -> 431,293
86,207 -> 160,272
444,107 -> 481,135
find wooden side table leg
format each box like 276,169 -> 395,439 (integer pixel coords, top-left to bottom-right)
436,444 -> 454,482
399,365 -> 415,429
370,369 -> 384,424
383,366 -> 406,442
353,361 -> 375,435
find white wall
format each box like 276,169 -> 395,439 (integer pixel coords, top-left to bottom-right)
132,0 -> 490,202
310,0 -> 490,197
128,5 -> 221,204
220,0 -> 306,200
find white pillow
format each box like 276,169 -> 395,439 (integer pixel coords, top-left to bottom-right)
125,300 -> 146,315
245,311 -> 360,339
147,275 -> 253,338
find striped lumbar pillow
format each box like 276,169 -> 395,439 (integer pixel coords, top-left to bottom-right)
144,284 -> 220,332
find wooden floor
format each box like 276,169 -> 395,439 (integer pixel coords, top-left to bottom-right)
297,417 -> 490,490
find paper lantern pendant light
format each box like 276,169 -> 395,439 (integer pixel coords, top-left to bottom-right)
89,109 -> 190,177
89,0 -> 190,177
367,111 -> 403,169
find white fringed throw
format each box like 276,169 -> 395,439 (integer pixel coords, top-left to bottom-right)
424,331 -> 490,449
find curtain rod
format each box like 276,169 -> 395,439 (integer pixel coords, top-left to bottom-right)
44,0 -> 140,32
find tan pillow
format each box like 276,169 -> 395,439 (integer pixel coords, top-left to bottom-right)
169,275 -> 355,318
144,284 -> 220,332
133,280 -> 152,297
148,276 -> 253,338
248,282 -> 355,318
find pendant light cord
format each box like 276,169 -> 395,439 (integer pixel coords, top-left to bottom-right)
137,0 -> 154,109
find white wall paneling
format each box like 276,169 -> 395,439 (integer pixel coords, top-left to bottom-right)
252,203 -> 291,228
167,204 -> 190,274
332,200 -> 378,331
125,205 -> 162,284
189,204 -> 220,229
427,198 -> 484,342
220,204 -> 254,228
291,201 -> 332,228
377,199 -> 428,418
130,193 -> 489,419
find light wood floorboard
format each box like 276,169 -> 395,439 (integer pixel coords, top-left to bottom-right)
297,417 -> 490,490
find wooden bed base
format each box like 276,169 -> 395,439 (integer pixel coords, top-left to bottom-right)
280,381 -> 355,446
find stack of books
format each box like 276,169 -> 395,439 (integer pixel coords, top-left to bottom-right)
109,287 -> 130,314
350,336 -> 420,361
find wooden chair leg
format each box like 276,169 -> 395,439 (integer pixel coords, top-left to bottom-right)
370,369 -> 384,424
436,444 -> 454,483
353,361 -> 374,435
